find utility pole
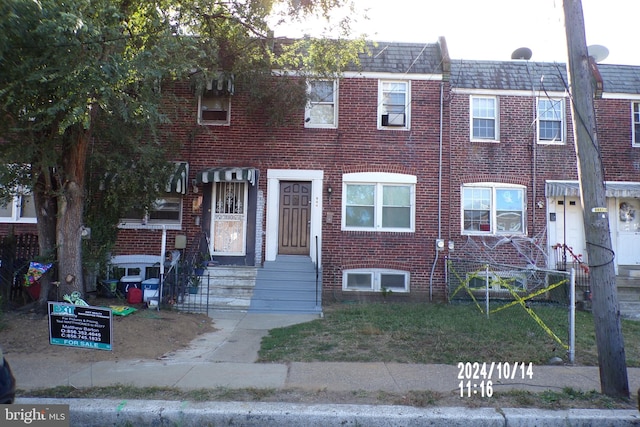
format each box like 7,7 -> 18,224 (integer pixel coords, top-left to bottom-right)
562,0 -> 629,398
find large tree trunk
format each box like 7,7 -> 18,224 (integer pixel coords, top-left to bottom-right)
57,126 -> 89,297
33,168 -> 58,314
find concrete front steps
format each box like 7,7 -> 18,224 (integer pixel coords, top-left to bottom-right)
175,266 -> 256,313
617,266 -> 640,319
250,255 -> 322,315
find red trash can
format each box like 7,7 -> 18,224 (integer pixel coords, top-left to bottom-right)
127,287 -> 142,304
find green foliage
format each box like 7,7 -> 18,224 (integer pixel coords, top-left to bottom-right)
0,0 -> 366,290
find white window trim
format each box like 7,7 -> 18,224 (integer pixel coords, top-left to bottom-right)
197,94 -> 231,126
461,182 -> 526,236
377,80 -> 411,130
633,101 -> 640,148
537,97 -> 566,144
118,197 -> 183,231
342,268 -> 410,293
466,270 -> 528,292
305,79 -> 338,129
0,192 -> 37,224
342,172 -> 416,232
470,95 -> 499,142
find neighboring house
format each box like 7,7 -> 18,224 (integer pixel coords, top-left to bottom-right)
447,59 -> 640,291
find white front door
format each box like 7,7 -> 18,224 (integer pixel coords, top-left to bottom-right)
616,198 -> 640,266
554,197 -> 587,264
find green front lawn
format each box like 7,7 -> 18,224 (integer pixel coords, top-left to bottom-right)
258,302 -> 640,367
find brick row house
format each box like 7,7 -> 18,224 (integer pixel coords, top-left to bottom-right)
3,38 -> 640,313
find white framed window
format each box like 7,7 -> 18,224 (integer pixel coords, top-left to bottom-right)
0,192 -> 36,223
198,93 -> 230,126
342,172 -> 416,232
119,162 -> 188,230
537,98 -> 565,144
378,80 -> 410,130
343,269 -> 410,293
305,80 -> 338,128
462,183 -> 526,235
633,102 -> 640,147
121,196 -> 183,229
470,96 -> 498,141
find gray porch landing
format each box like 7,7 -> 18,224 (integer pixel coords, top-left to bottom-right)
617,266 -> 640,319
249,255 -> 322,314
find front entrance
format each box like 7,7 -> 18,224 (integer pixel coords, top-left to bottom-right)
553,197 -> 587,264
278,181 -> 311,255
616,198 -> 640,265
211,181 -> 248,256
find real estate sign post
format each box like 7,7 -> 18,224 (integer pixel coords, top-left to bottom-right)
48,302 -> 113,351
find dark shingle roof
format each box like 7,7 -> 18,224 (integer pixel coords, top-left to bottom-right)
451,60 -> 640,95
597,64 -> 640,95
353,41 -> 444,75
450,60 -> 569,92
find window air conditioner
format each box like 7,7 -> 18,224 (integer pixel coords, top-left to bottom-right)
382,113 -> 405,126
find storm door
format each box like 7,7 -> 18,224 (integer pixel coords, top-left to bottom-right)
616,198 -> 640,265
212,182 -> 247,255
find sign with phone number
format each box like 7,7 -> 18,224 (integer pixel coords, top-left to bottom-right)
48,302 -> 113,351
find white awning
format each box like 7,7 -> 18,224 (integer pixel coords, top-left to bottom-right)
546,180 -> 640,198
196,167 -> 256,186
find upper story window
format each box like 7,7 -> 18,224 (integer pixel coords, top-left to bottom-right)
378,80 -> 410,130
198,93 -> 230,126
305,80 -> 338,128
537,98 -> 565,144
198,75 -> 234,126
633,102 -> 640,147
0,191 -> 36,223
462,183 -> 526,235
470,96 -> 498,141
342,172 -> 416,232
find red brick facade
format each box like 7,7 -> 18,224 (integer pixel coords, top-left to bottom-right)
3,44 -> 640,304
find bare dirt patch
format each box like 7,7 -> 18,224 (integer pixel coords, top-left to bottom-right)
0,298 -> 215,363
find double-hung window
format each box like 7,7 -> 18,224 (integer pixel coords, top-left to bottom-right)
537,98 -> 565,143
342,172 -> 416,232
633,102 -> 640,147
343,269 -> 410,293
378,80 -> 410,129
470,96 -> 498,141
0,191 -> 36,223
462,183 -> 526,235
305,80 -> 337,128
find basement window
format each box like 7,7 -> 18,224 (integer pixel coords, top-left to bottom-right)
343,269 -> 409,292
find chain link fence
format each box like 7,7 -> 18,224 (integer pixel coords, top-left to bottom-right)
446,257 -> 577,362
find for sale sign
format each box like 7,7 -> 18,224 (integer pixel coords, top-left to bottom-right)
48,302 -> 113,351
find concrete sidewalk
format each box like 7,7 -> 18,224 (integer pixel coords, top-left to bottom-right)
8,310 -> 640,426
9,310 -> 640,394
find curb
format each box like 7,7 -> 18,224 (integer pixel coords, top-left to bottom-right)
17,398 -> 640,427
